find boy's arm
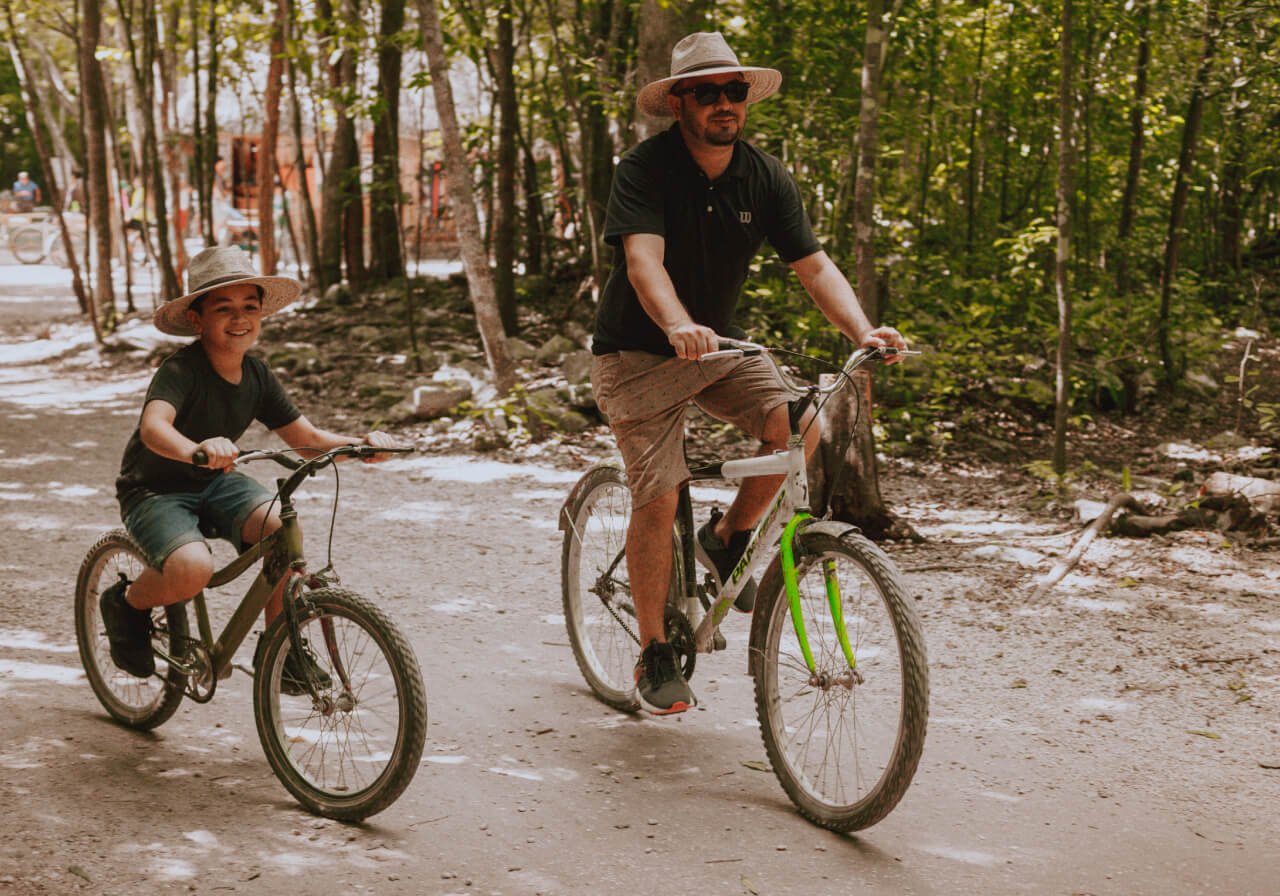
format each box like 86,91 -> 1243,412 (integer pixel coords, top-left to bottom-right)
273,415 -> 401,464
140,399 -> 239,469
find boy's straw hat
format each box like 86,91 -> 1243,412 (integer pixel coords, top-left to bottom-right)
154,245 -> 301,336
635,31 -> 782,119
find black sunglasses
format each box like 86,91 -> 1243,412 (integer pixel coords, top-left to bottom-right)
671,80 -> 750,106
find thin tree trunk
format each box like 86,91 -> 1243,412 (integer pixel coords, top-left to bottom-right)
1053,0 -> 1075,477
493,0 -> 519,332
81,0 -> 116,326
418,0 -> 514,393
370,0 -> 406,283
1115,0 -> 1150,298
818,0 -> 890,530
286,0 -> 319,284
964,0 -> 991,271
916,0 -> 939,235
1157,0 -> 1218,385
257,0 -> 286,275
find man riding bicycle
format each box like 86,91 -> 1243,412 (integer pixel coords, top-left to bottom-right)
590,31 -> 906,714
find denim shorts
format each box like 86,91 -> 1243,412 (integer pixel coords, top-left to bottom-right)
123,472 -> 275,570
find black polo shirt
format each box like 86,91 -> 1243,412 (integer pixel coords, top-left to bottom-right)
592,124 -> 821,356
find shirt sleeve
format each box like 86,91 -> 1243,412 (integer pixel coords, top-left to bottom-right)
144,351 -> 196,413
254,361 -> 302,431
765,165 -> 822,263
603,150 -> 666,247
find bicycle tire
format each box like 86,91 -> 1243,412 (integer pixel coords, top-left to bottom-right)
10,225 -> 46,264
561,465 -> 643,711
74,530 -> 189,730
253,587 -> 427,821
750,529 -> 928,831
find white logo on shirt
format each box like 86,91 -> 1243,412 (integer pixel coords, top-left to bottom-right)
739,211 -> 752,223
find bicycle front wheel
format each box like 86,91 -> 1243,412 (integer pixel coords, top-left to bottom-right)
750,530 -> 928,831
253,587 -> 427,821
74,530 -> 189,729
561,465 -> 642,711
10,225 -> 46,264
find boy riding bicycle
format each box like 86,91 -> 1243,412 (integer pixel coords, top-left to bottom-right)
103,245 -> 399,689
591,32 -> 906,714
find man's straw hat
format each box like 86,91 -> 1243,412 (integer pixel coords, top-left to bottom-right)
636,32 -> 782,119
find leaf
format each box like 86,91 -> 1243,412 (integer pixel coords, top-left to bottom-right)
741,875 -> 759,895
1117,577 -> 1138,588
1260,761 -> 1280,770
1010,678 -> 1028,689
740,760 -> 769,772
1188,729 -> 1221,740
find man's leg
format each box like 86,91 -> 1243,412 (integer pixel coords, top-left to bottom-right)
626,489 -> 679,647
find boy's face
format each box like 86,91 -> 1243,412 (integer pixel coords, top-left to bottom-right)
186,283 -> 263,353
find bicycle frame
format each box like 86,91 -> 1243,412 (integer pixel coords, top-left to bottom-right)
151,488 -> 305,685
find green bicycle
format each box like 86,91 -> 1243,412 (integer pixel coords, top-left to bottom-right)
560,342 -> 928,831
74,444 -> 427,821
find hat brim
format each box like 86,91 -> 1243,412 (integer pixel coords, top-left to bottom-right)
636,66 -> 782,118
154,275 -> 302,336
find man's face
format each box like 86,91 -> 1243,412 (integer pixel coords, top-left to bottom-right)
669,73 -> 749,148
17,173 -> 29,184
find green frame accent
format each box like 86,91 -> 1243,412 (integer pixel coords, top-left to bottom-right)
780,512 -> 815,671
825,558 -> 857,669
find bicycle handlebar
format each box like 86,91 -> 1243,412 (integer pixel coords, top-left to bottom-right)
700,339 -> 920,395
191,444 -> 414,470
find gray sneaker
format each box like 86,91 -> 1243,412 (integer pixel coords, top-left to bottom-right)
634,640 -> 696,715
696,512 -> 757,613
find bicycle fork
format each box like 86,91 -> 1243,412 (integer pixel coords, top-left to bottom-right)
780,514 -> 860,681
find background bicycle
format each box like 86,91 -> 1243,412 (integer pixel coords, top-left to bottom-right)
560,342 -> 928,832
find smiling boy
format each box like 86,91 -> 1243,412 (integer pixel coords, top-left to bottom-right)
103,246 -> 398,685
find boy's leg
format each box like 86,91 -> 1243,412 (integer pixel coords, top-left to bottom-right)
239,501 -> 285,623
123,493 -> 213,609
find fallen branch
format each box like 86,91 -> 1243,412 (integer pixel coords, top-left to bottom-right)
1030,493 -> 1139,601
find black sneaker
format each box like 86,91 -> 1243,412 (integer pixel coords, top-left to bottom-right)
255,634 -> 333,697
634,640 -> 696,715
98,575 -> 155,678
696,511 -> 758,613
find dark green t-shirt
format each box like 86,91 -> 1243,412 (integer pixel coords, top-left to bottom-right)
115,342 -> 301,516
592,125 -> 822,356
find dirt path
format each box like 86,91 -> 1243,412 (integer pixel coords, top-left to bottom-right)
1,267 -> 1277,895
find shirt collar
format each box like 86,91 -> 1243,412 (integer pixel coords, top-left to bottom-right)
666,123 -> 748,182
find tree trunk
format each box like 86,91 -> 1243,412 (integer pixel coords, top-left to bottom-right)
1157,0 -> 1218,385
418,0 -> 514,393
492,0 -> 519,332
256,0 -> 286,275
817,0 -> 891,532
964,0 -> 992,271
1053,0 -> 1075,477
286,0 -> 319,285
80,0 -> 116,325
158,0 -> 188,281
1114,0 -> 1150,298
632,0 -> 706,141
369,0 -> 406,284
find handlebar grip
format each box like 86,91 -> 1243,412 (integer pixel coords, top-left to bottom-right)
192,449 -> 208,467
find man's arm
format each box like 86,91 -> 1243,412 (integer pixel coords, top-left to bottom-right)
623,233 -> 719,359
790,250 -> 906,352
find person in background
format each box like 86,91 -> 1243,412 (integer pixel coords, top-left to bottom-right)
12,171 -> 40,210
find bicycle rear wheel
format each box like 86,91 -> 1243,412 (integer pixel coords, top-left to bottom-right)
561,465 -> 642,711
10,225 -> 46,264
750,529 -> 928,831
253,587 -> 427,821
74,530 -> 189,729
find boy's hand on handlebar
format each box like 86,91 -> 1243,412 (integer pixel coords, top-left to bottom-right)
666,322 -> 720,360
358,430 -> 404,463
193,437 -> 238,469
860,326 -> 909,363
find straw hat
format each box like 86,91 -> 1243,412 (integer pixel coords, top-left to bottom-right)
154,245 -> 301,336
636,32 -> 782,119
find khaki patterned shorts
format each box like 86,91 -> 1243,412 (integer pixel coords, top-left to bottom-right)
591,351 -> 791,508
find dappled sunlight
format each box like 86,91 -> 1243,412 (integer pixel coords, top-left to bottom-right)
397,454 -> 581,485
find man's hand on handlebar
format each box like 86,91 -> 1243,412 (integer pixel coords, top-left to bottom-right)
666,321 -> 720,360
193,437 -> 238,470
859,326 -> 909,363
